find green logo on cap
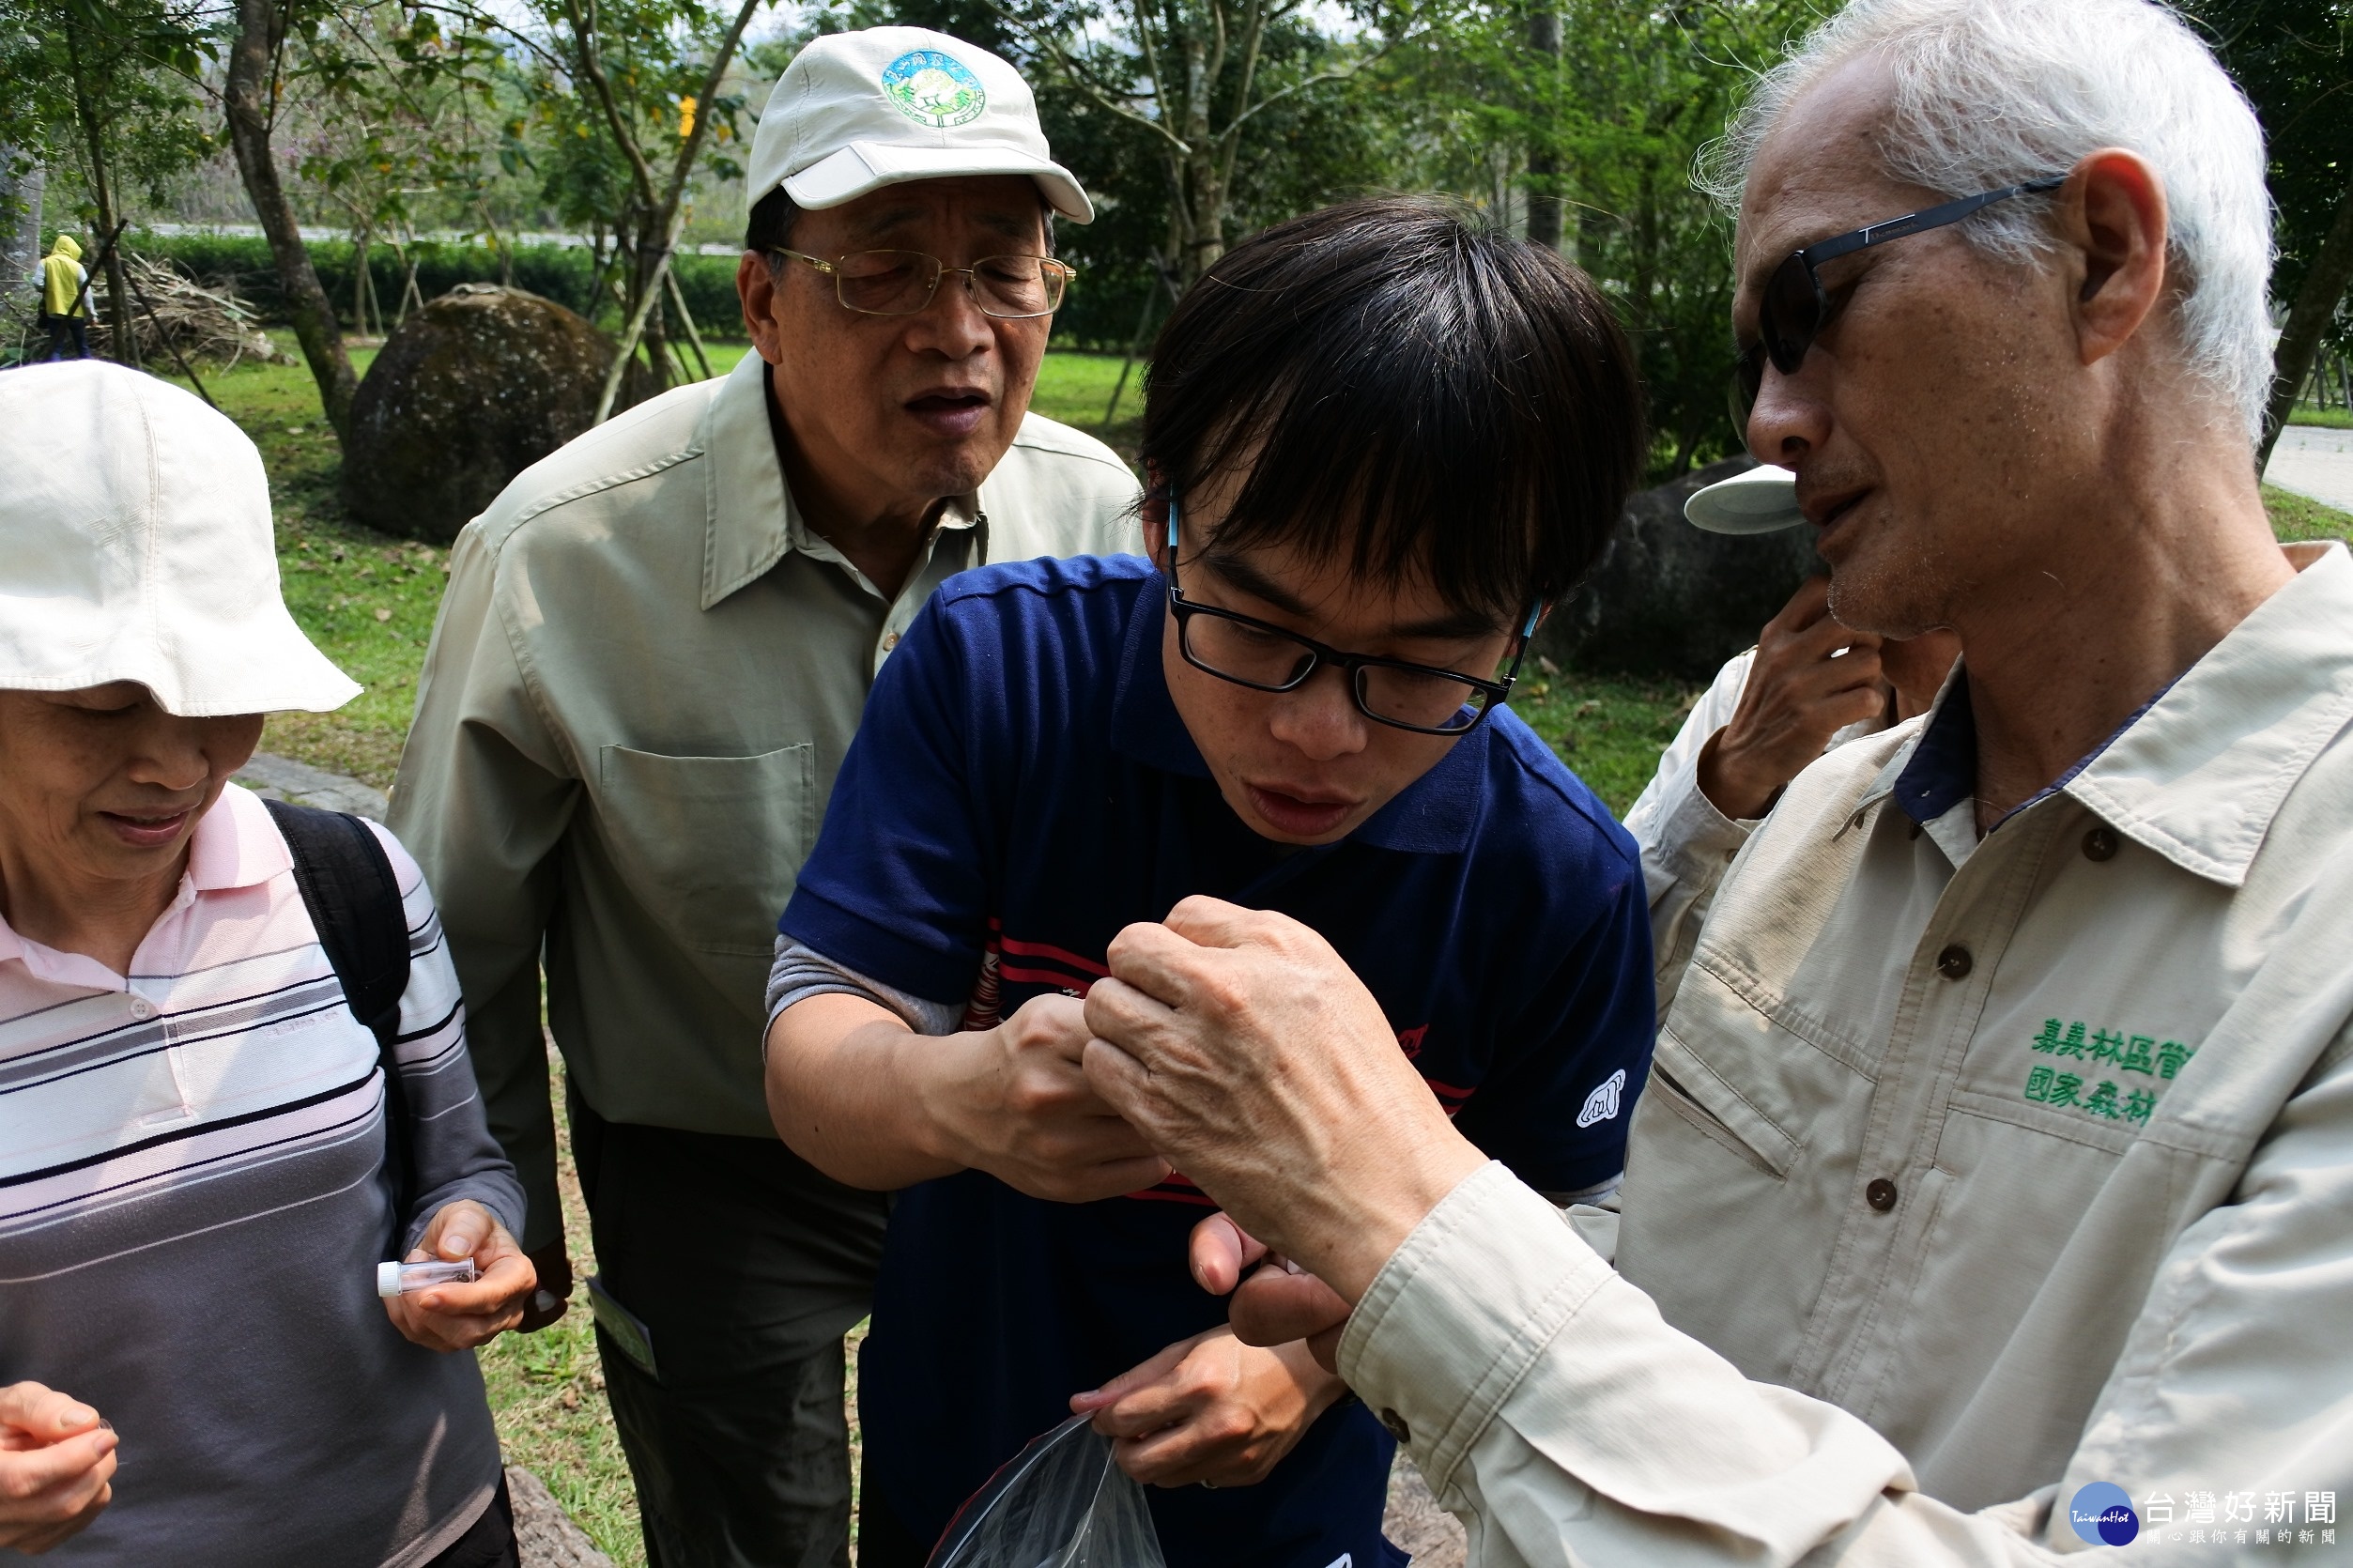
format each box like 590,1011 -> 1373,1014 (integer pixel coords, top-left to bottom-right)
882,49 -> 987,129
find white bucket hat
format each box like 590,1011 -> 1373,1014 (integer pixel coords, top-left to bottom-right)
1684,463 -> 1804,534
747,27 -> 1093,224
0,361 -> 360,716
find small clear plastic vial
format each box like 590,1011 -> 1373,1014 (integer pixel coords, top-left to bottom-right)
377,1258 -> 480,1298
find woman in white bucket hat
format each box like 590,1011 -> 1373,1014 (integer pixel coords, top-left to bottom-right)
0,362 -> 534,1566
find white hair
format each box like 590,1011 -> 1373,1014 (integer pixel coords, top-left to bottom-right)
1698,0 -> 2274,444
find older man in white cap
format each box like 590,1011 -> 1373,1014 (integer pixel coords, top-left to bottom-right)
391,26 -> 1137,1568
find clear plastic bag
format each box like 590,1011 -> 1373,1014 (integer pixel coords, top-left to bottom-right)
925,1414 -> 1169,1568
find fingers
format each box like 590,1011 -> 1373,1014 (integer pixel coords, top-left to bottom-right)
0,1387 -> 100,1446
412,1251 -> 536,1319
1189,1213 -> 1269,1297
0,1427 -> 117,1517
1767,574 -> 1834,633
1006,993 -> 1092,1064
1070,1334 -> 1200,1429
416,1199 -> 492,1266
1150,896 -> 1283,951
1031,1153 -> 1173,1206
1228,1265 -> 1352,1348
1777,602 -> 1874,664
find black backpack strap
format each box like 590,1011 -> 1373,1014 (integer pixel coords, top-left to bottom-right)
263,799 -> 416,1257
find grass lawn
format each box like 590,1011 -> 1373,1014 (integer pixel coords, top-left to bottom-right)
2289,403 -> 2353,430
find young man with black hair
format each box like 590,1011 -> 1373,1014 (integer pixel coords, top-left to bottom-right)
763,196 -> 1655,1567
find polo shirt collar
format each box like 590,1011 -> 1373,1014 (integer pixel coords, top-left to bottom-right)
700,352 -> 981,609
0,783 -> 285,983
1108,576 -> 1486,854
1875,542 -> 2353,886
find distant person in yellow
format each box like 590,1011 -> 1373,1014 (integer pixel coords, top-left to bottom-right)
37,236 -> 90,361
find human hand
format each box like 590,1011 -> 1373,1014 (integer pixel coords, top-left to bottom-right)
382,1201 -> 537,1352
1697,576 -> 1886,820
0,1383 -> 115,1554
1192,1213 -> 1353,1375
516,1241 -> 574,1333
1069,1325 -> 1346,1488
1083,898 -> 1485,1303
926,992 -> 1171,1204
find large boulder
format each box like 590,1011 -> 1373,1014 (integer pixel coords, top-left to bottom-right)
1538,455 -> 1825,680
341,284 -> 615,543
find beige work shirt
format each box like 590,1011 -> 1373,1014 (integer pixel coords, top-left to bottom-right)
1341,542 -> 2353,1563
1623,644 -> 1887,1017
389,353 -> 1140,1253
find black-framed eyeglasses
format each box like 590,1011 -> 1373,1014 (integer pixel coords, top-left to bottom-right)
770,246 -> 1073,319
1729,176 -> 2067,429
1161,495 -> 1540,736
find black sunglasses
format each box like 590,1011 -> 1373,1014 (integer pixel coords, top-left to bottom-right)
1730,176 -> 2068,429
1161,495 -> 1541,737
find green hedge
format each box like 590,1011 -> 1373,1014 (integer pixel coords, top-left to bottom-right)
131,229 -> 1146,348
132,232 -> 750,339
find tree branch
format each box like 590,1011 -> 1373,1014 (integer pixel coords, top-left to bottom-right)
659,0 -> 765,214
562,0 -> 660,211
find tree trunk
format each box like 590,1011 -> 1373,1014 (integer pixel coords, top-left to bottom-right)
0,151 -> 41,301
65,31 -> 135,365
225,0 -> 357,435
2259,175 -> 2353,470
1525,4 -> 1561,251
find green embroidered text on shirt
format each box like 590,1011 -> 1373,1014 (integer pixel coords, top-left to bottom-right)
2031,1018 -> 2194,1078
2022,1018 -> 2192,1125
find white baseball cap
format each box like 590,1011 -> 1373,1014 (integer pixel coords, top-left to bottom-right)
1684,463 -> 1804,534
0,361 -> 360,716
747,27 -> 1093,224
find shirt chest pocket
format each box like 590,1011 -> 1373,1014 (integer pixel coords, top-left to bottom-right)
596,744 -> 818,957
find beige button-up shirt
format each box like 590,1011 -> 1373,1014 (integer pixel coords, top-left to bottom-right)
390,353 -> 1140,1255
1341,543 -> 2353,1564
1623,645 -> 1887,1017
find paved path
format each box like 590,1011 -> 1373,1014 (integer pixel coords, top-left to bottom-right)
233,751 -> 389,821
2264,424 -> 2353,516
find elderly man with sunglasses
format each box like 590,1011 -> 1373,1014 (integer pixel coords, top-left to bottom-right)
1069,0 -> 2353,1564
390,28 -> 1136,1568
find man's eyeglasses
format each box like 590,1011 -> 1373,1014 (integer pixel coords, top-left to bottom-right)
769,247 -> 1073,319
1161,495 -> 1539,737
1730,176 -> 2067,429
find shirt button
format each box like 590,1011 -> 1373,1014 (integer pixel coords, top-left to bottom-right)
2082,826 -> 2118,861
1377,1407 -> 1411,1444
1866,1177 -> 1899,1212
1936,944 -> 1973,980
883,632 -> 900,652
128,997 -> 157,1021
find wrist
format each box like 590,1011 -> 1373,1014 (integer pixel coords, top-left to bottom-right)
1304,1129 -> 1487,1306
1696,730 -> 1778,822
905,1023 -> 987,1173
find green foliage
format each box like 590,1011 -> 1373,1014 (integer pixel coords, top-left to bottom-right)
1383,0 -> 1816,480
2184,0 -> 2353,355
0,0 -> 216,223
131,230 -> 749,337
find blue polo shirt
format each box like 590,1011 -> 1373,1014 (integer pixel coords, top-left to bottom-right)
781,553 -> 1653,1565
